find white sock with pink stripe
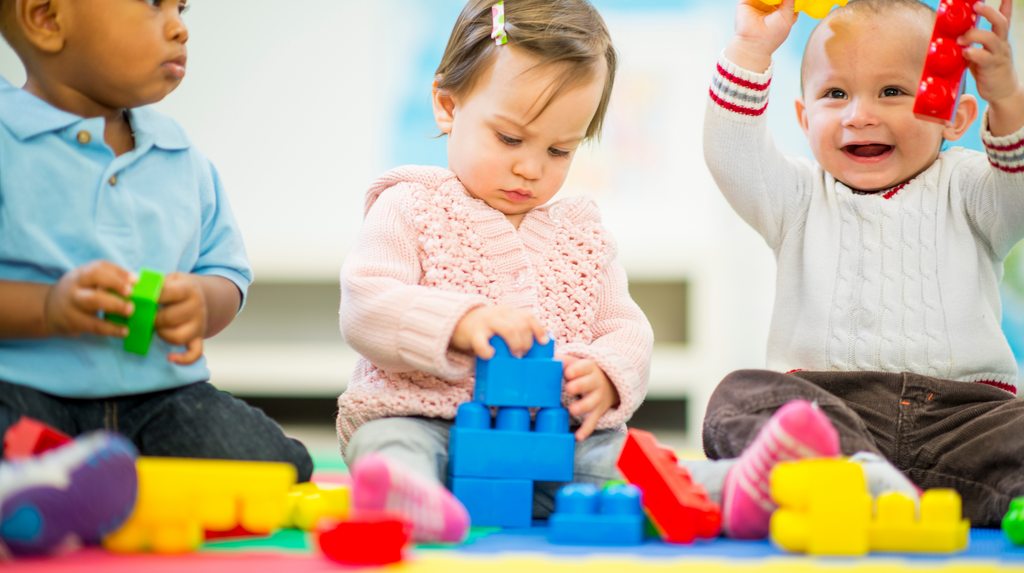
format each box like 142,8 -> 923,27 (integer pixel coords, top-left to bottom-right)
721,400 -> 840,539
351,453 -> 469,543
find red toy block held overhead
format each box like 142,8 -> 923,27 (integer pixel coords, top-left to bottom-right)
3,416 -> 72,461
317,511 -> 409,566
913,0 -> 978,125
616,429 -> 721,543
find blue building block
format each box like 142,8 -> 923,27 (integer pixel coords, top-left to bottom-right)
450,476 -> 533,528
548,483 -> 645,545
475,335 -> 563,408
449,402 -> 575,481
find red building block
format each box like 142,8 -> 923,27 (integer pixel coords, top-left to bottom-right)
3,417 -> 72,461
913,0 -> 978,125
317,511 -> 409,566
616,429 -> 721,543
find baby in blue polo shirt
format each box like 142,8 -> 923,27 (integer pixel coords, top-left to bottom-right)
0,0 -> 312,556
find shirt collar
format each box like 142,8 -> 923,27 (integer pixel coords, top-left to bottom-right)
0,75 -> 191,151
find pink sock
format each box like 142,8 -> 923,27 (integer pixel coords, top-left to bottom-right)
721,400 -> 840,539
350,453 -> 469,543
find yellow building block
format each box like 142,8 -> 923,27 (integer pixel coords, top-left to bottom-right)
770,458 -> 872,555
869,489 -> 969,552
770,459 -> 969,555
763,0 -> 849,19
281,482 -> 350,531
103,457 -> 297,554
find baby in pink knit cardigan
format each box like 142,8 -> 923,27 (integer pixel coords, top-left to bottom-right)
336,0 -> 653,543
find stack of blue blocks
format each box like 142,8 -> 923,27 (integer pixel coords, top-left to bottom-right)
448,335 -> 575,528
548,482 -> 645,545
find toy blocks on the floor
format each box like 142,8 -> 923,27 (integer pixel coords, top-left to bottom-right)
105,268 -> 165,355
281,482 -> 351,531
474,335 -> 563,408
317,511 -> 409,565
448,334 -> 573,528
762,0 -> 848,19
913,0 -> 978,124
449,401 -> 574,481
3,416 -> 72,461
615,428 -> 721,543
450,476 -> 534,528
548,482 -> 645,545
770,458 -> 968,555
1003,497 -> 1024,545
103,457 -> 297,554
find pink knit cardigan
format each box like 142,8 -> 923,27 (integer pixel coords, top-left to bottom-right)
336,166 -> 654,448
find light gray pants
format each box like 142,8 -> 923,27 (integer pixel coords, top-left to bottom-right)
345,416 -> 627,518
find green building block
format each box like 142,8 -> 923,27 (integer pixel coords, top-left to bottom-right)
106,268 -> 164,355
1004,497 -> 1024,545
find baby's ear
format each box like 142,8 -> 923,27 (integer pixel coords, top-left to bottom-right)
432,79 -> 456,135
794,97 -> 810,137
18,0 -> 66,54
942,94 -> 979,142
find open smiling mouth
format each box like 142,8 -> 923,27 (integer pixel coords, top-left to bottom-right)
843,144 -> 894,158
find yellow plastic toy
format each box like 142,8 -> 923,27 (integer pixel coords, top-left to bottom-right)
763,0 -> 849,19
281,482 -> 350,531
770,458 -> 969,555
103,457 -> 297,554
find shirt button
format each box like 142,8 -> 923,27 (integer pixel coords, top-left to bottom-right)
76,131 -> 91,145
512,270 -> 526,287
109,174 -> 118,186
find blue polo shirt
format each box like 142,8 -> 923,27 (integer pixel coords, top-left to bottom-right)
0,76 -> 253,398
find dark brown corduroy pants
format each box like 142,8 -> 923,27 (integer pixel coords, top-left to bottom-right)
703,369 -> 1024,528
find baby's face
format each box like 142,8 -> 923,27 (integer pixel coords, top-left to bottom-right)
59,0 -> 189,109
798,12 -> 947,191
438,47 -> 605,225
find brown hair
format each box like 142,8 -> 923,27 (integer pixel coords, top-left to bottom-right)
0,0 -> 14,48
801,0 -> 936,93
435,0 -> 617,141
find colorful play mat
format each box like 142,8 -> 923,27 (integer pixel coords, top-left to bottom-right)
6,449 -> 1024,572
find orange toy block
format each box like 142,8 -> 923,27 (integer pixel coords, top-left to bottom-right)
615,429 -> 721,543
103,457 -> 297,554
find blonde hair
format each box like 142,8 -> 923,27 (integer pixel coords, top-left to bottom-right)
435,0 -> 617,141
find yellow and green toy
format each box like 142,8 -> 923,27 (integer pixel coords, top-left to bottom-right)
763,0 -> 848,19
106,268 -> 164,355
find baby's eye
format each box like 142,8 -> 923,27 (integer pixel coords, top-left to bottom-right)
496,133 -> 521,146
548,147 -> 571,159
179,2 -> 189,14
881,87 -> 903,97
825,89 -> 847,99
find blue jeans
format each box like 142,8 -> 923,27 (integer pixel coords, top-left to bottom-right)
344,416 -> 626,519
0,380 -> 313,482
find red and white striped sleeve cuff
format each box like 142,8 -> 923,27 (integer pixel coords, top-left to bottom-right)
708,52 -> 773,118
981,110 -> 1024,174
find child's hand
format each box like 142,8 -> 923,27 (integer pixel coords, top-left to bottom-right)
559,355 -> 620,442
725,0 -> 799,73
961,0 -> 1024,135
155,272 -> 206,365
43,261 -> 135,338
451,306 -> 549,359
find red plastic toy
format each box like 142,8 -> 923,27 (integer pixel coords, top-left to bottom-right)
317,511 -> 409,565
3,416 -> 72,461
616,429 -> 721,543
913,0 -> 978,125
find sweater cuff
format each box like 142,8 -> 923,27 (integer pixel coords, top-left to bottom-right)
708,51 -> 773,119
558,343 -> 645,430
396,290 -> 489,380
981,109 -> 1024,174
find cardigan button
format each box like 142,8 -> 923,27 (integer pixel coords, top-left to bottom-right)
549,203 -> 565,224
512,271 -> 526,287
77,131 -> 91,145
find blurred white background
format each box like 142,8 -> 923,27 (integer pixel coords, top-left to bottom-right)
0,0 -> 1019,447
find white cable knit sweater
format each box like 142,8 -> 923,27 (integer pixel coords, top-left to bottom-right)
705,54 -> 1024,394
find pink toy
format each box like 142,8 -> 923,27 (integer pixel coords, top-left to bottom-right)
3,416 -> 72,461
913,0 -> 978,125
